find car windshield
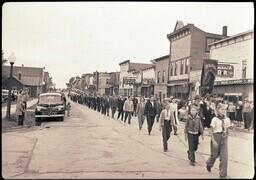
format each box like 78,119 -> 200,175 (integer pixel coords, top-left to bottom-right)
39,95 -> 62,105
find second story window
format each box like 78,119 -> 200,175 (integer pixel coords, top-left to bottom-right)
174,62 -> 177,76
170,63 -> 173,77
242,60 -> 247,79
180,60 -> 184,75
162,71 -> 165,83
185,58 -> 189,74
157,71 -> 160,83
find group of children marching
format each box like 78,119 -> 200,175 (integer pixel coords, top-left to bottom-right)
159,99 -> 231,179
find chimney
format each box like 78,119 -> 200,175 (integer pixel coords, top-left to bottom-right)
222,26 -> 227,36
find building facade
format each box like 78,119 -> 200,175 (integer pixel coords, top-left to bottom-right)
119,60 -> 152,97
154,55 -> 169,101
2,65 -> 45,97
141,65 -> 156,98
97,72 -> 111,95
167,21 -> 226,100
209,30 -> 254,102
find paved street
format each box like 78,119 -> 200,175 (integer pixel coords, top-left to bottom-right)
2,101 -> 254,179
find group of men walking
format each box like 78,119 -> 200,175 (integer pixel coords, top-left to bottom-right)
68,92 -> 180,136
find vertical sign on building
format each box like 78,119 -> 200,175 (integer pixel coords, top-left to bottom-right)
200,59 -> 218,97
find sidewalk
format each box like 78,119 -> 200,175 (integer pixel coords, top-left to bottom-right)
1,98 -> 38,119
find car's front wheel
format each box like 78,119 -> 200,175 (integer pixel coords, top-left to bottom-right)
35,118 -> 41,126
60,117 -> 64,121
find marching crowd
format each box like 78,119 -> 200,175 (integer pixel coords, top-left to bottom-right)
68,91 -> 254,179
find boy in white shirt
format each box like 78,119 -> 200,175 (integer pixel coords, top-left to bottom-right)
206,103 -> 231,179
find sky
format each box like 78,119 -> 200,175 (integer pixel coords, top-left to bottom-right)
2,2 -> 254,89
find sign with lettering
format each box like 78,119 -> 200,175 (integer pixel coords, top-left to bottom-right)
123,78 -> 136,85
217,64 -> 234,77
214,78 -> 253,85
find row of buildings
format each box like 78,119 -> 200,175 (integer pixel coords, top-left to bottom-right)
67,20 -> 254,102
2,64 -> 55,97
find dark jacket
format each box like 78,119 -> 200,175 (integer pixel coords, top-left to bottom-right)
117,98 -> 125,111
144,100 -> 157,117
184,114 -> 204,135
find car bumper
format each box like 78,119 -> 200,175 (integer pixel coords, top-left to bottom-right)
35,114 -> 64,118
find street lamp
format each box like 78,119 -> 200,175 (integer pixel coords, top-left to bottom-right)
6,52 -> 16,120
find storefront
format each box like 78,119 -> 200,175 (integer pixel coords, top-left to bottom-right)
141,84 -> 154,98
213,78 -> 253,102
167,80 -> 189,100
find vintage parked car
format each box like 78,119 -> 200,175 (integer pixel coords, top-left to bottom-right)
35,93 -> 65,124
2,89 -> 9,103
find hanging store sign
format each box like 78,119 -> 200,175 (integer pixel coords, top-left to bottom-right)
123,77 -> 136,85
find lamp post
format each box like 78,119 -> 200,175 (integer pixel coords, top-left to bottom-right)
6,52 -> 16,120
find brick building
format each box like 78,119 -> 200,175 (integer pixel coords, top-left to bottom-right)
167,21 -> 226,100
141,65 -> 156,98
153,55 -> 169,101
119,60 -> 152,97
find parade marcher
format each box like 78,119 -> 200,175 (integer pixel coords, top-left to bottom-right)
105,95 -> 110,116
243,99 -> 252,131
66,102 -> 71,117
63,95 -> 67,110
101,95 -> 106,115
178,105 -> 188,122
117,96 -> 125,121
184,105 -> 204,166
132,96 -> 138,117
16,100 -> 25,126
144,96 -> 157,135
155,98 -> 162,123
227,102 -> 236,125
136,97 -> 146,130
110,95 -> 118,119
96,95 -> 101,112
206,103 -> 231,179
235,101 -> 243,127
123,96 -> 134,124
159,102 -> 173,152
170,98 -> 180,135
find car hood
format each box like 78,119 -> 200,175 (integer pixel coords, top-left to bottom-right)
37,103 -> 63,107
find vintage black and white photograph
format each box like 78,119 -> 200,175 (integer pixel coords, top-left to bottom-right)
1,2 -> 254,179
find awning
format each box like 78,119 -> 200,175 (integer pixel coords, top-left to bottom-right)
141,84 -> 152,88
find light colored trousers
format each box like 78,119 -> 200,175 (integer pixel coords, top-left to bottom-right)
206,133 -> 228,177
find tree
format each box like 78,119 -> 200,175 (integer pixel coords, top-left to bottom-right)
2,51 -> 7,65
